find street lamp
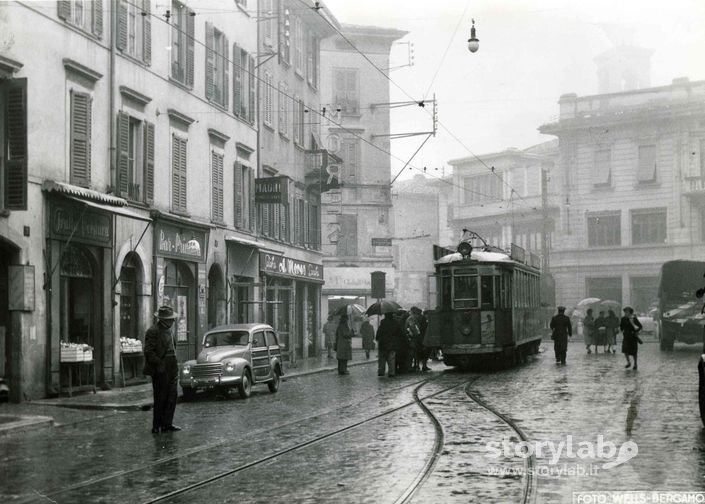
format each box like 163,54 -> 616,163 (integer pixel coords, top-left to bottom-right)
467,18 -> 479,53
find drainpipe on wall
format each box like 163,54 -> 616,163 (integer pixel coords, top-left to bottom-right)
108,0 -> 117,387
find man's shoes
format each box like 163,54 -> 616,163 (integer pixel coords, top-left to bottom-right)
633,365 -> 638,371
388,374 -> 395,377
422,366 -> 431,371
625,363 -> 631,368
151,428 -> 160,434
378,373 -> 384,377
162,425 -> 181,432
587,348 -> 591,354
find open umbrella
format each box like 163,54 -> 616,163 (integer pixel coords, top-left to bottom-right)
576,297 -> 601,308
366,300 -> 403,316
598,300 -> 621,312
333,304 -> 366,319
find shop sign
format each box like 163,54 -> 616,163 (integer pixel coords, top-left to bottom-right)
371,237 -> 392,247
259,252 -> 323,282
155,222 -> 207,262
49,200 -> 112,246
255,176 -> 290,205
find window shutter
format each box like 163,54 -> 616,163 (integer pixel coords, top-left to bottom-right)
223,38 -> 229,110
172,135 -> 181,210
117,0 -> 127,51
232,43 -> 241,117
263,203 -> 270,236
144,121 -> 155,205
186,10 -> 195,87
212,151 -> 224,222
142,0 -> 151,64
57,1 -> 70,20
234,162 -> 242,227
274,202 -> 281,240
248,168 -> 255,231
179,138 -> 187,211
70,91 -> 91,187
5,79 -> 27,210
92,0 -> 103,38
116,111 -> 130,196
205,22 -> 214,100
248,55 -> 255,124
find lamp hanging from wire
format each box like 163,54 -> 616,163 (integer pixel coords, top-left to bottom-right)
467,18 -> 479,53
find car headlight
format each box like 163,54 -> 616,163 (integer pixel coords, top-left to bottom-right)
182,364 -> 191,375
225,362 -> 235,372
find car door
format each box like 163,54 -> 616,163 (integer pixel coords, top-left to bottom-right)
265,330 -> 281,367
251,330 -> 271,381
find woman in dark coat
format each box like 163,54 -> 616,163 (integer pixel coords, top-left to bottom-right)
605,309 -> 620,353
335,311 -> 353,375
620,306 -> 643,370
360,317 -> 375,359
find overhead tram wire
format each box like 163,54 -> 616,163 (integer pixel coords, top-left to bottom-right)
122,0 -> 520,207
302,0 -> 542,212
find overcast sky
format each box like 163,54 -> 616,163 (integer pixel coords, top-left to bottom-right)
323,0 -> 705,182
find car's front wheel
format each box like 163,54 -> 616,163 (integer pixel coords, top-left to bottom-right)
238,369 -> 252,399
268,367 -> 281,393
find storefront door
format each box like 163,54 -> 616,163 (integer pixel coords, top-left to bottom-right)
265,280 -> 291,358
59,245 -> 97,350
163,260 -> 196,362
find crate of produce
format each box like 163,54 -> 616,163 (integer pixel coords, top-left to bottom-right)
61,348 -> 83,362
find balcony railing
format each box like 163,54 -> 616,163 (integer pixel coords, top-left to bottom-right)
128,183 -> 141,202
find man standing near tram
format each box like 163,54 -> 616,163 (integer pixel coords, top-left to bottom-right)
550,306 -> 572,365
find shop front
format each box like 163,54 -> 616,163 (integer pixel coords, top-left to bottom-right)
259,251 -> 323,362
153,216 -> 210,363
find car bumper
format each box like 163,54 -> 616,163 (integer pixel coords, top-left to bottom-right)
180,375 -> 242,389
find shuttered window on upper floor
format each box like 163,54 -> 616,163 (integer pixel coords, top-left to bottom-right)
70,90 -> 92,187
116,0 -> 151,64
637,144 -> 657,183
57,0 -> 103,40
171,135 -> 187,213
116,111 -> 154,205
171,0 -> 194,87
206,23 -> 229,109
233,44 -> 255,124
1,78 -> 27,210
211,150 -> 224,223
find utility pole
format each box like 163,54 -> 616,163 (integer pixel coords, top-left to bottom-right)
541,165 -> 550,272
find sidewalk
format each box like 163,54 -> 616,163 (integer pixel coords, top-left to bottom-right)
0,349 -> 375,434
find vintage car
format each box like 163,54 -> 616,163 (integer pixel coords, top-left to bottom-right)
179,323 -> 283,400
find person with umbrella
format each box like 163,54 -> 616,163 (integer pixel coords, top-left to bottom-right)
376,311 -> 403,377
605,309 -> 620,353
360,316 -> 375,360
335,309 -> 354,375
583,308 -> 596,354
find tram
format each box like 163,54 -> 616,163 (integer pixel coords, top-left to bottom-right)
426,232 -> 543,369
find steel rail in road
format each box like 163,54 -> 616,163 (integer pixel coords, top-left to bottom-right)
465,383 -> 539,504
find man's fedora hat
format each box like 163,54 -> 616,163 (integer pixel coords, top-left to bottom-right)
154,305 -> 177,320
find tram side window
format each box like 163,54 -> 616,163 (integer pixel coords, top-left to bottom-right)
440,274 -> 451,309
480,275 -> 494,309
454,275 -> 478,309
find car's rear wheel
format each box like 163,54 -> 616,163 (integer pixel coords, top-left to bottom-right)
268,367 -> 281,393
181,386 -> 196,401
238,369 -> 252,399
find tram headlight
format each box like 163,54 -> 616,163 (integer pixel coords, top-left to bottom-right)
457,241 -> 473,257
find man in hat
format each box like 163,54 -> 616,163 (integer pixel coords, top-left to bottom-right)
550,306 -> 572,365
143,305 -> 181,433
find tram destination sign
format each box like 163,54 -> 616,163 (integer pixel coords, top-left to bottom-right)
259,252 -> 323,282
49,199 -> 112,247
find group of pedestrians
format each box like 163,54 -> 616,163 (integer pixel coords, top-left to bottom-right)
550,305 -> 644,369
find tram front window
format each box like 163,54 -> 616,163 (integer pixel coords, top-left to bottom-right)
481,275 -> 495,309
454,275 -> 478,309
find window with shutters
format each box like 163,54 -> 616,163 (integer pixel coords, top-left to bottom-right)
116,112 -> 155,204
587,212 -> 620,247
57,0 -> 103,39
593,148 -> 611,186
0,78 -> 28,210
263,71 -> 274,127
306,33 -> 319,89
262,0 -> 274,47
233,45 -> 255,124
171,1 -> 194,87
463,173 -> 503,204
278,83 -> 290,139
336,214 -> 357,256
116,0 -> 151,64
70,90 -> 92,188
211,150 -> 224,223
340,139 -> 360,185
637,144 -> 657,183
206,23 -> 229,108
171,135 -> 188,213
333,68 -> 359,115
294,17 -> 303,76
234,163 -> 255,231
632,208 -> 666,245
293,97 -> 305,147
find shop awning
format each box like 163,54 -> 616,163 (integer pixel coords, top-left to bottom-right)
225,235 -> 283,255
66,196 -> 152,222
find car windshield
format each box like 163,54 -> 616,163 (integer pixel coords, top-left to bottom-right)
203,331 -> 249,347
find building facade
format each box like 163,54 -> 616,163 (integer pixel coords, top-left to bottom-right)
319,24 -> 406,319
0,0 -> 338,401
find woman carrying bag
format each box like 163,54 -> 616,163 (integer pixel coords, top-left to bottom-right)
620,306 -> 643,370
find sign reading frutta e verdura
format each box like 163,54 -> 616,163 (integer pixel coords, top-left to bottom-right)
49,199 -> 112,246
155,222 -> 207,262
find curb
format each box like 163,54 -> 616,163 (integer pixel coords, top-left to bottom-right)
0,414 -> 54,436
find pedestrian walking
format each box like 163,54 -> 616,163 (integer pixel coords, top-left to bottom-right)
360,317 -> 375,359
605,309 -> 620,353
595,310 -> 608,353
621,306 -> 643,370
405,308 -> 422,371
550,306 -> 572,365
376,312 -> 403,377
335,311 -> 353,375
323,315 -> 337,359
417,308 -> 431,371
583,308 -> 596,354
143,305 -> 181,434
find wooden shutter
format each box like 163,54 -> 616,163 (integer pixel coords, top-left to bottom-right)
248,55 -> 255,124
172,136 -> 187,212
186,9 -> 195,87
70,91 -> 91,187
223,37 -> 229,109
116,111 -> 130,196
57,1 -> 70,20
92,0 -> 103,37
248,168 -> 255,231
232,43 -> 242,117
212,151 -> 224,222
5,79 -> 27,210
205,22 -> 214,100
233,162 -> 242,227
142,0 -> 151,64
143,121 -> 154,205
116,0 -> 127,51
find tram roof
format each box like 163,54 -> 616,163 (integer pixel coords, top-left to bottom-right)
434,250 -> 514,265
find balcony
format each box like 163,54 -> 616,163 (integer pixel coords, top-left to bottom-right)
683,178 -> 705,200
127,183 -> 141,202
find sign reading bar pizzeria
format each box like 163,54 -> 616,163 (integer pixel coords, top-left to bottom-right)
155,222 -> 207,262
255,176 -> 290,205
49,199 -> 112,247
259,252 -> 323,282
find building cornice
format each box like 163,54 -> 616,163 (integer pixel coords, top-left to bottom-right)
63,58 -> 103,84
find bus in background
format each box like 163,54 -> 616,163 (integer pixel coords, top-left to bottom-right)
657,259 -> 705,351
